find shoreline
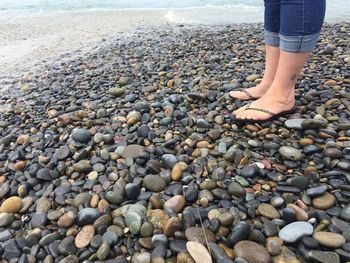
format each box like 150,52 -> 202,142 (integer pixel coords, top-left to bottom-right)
1,8 -> 350,79
0,10 -> 172,77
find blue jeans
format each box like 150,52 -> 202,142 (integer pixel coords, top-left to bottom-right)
264,0 -> 326,52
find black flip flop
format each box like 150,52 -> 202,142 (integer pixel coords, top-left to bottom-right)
229,88 -> 260,101
232,104 -> 297,124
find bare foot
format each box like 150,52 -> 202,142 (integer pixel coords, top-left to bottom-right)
229,81 -> 272,101
233,89 -> 295,121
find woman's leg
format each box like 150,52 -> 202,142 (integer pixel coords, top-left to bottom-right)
234,0 -> 326,121
229,46 -> 280,100
230,0 -> 281,100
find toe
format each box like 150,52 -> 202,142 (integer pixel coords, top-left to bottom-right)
229,91 -> 245,100
233,105 -> 248,116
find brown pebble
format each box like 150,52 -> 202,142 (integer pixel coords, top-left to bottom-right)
98,199 -> 110,214
57,113 -> 72,124
164,217 -> 182,237
90,194 -> 100,208
163,195 -> 185,213
266,237 -> 283,256
177,252 -> 195,263
218,243 -> 236,259
149,194 -> 163,209
287,204 -> 308,221
14,161 -> 26,170
58,211 -> 76,228
16,134 -> 30,145
171,165 -> 183,181
312,192 -> 336,210
0,196 -> 23,213
75,225 -> 95,248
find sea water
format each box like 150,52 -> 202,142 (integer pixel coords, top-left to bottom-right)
0,0 -> 349,24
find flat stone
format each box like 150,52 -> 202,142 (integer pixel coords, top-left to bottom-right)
307,185 -> 328,197
30,211 -> 47,228
239,165 -> 258,178
58,236 -> 77,256
302,237 -> 319,249
163,195 -> 186,213
266,237 -> 283,256
3,239 -> 21,260
143,175 -> 166,192
279,222 -> 314,243
258,203 -> 280,219
0,196 -> 22,213
75,225 -> 95,248
208,242 -> 231,262
186,241 -> 212,263
286,204 -> 308,221
36,196 -> 51,212
279,146 -> 303,161
185,227 -> 216,245
58,211 -> 76,228
341,205 -> 350,221
313,232 -> 346,248
147,160 -> 162,174
234,240 -> 271,263
246,74 -> 260,82
76,208 -> 100,226
324,148 -> 343,159
290,176 -> 309,190
301,119 -> 328,129
284,119 -> 305,129
59,255 -> 79,263
106,191 -> 124,204
121,144 -> 145,159
147,209 -> 169,230
0,213 -> 14,227
0,229 -> 13,242
309,250 -> 340,263
72,128 -> 91,143
132,252 -> 151,263
227,222 -> 250,245
36,168 -> 53,181
312,192 -> 336,210
161,154 -> 178,169
270,196 -> 284,207
103,231 -> 118,245
108,87 -> 125,97
164,217 -> 182,237
0,182 -> 10,199
276,186 -> 301,194
177,251 -> 196,263
97,241 -> 110,260
228,182 -> 246,197
55,146 -> 71,160
125,212 -> 142,234
170,239 -> 187,253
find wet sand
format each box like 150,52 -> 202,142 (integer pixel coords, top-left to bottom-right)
0,10 -> 171,77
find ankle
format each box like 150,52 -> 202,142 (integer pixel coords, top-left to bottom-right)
259,79 -> 273,89
265,86 -> 295,104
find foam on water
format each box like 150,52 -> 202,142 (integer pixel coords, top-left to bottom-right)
0,0 -> 349,23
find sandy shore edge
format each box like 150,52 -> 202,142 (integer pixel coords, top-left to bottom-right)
0,10 -> 174,77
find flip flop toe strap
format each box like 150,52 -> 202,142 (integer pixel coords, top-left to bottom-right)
238,88 -> 255,100
244,106 -> 276,116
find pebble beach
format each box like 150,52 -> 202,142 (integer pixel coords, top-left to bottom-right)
0,21 -> 350,263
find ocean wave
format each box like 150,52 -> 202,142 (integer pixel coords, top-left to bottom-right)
0,2 -> 261,13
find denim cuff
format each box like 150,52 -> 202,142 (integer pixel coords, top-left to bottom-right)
264,29 -> 280,48
279,32 -> 321,52
264,29 -> 321,52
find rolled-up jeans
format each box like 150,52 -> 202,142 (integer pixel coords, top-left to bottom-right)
264,0 -> 326,52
